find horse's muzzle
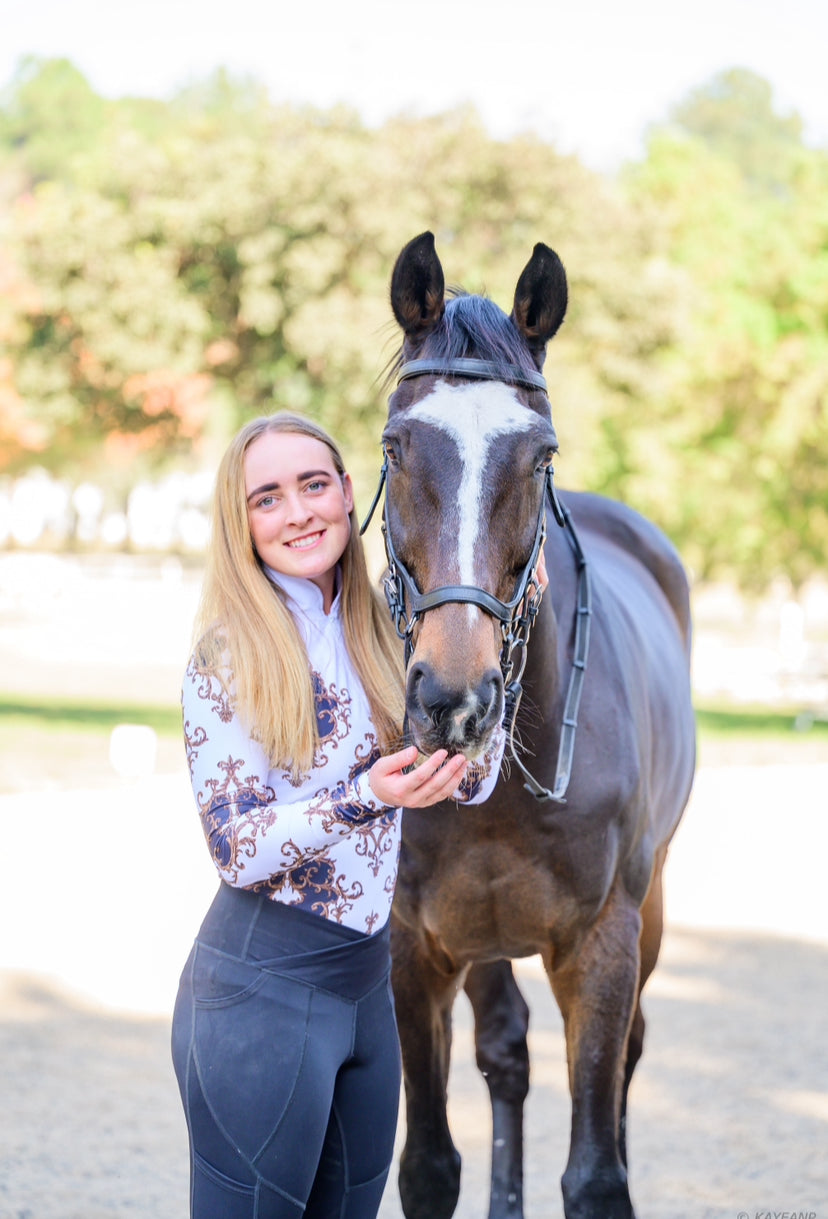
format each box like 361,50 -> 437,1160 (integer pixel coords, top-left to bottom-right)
406,661 -> 503,756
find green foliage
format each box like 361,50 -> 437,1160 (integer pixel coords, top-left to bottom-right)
625,107 -> 828,588
1,57 -> 826,591
667,67 -> 804,193
0,56 -> 107,182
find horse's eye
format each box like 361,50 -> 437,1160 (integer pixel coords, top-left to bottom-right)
536,448 -> 556,474
384,439 -> 399,466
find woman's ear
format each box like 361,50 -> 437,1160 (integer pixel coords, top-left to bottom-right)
342,472 -> 355,515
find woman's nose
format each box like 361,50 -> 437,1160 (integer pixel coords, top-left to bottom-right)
284,492 -> 312,525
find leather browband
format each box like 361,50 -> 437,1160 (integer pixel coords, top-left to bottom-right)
397,358 -> 547,394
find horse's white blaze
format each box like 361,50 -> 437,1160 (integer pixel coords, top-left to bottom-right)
408,381 -> 533,628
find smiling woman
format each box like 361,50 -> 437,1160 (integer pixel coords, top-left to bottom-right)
198,412 -> 405,778
171,410 -> 505,1219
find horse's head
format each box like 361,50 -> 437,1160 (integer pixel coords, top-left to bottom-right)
383,231 -> 568,759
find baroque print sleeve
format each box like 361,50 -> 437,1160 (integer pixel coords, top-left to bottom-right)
452,722 -> 506,805
181,651 -> 392,889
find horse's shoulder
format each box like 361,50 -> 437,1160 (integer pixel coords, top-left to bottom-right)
563,491 -> 692,646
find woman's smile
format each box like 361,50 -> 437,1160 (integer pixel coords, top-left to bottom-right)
286,530 -> 325,550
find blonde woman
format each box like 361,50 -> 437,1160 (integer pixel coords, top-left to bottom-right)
172,412 -> 504,1219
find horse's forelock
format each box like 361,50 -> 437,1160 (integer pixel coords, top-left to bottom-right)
383,292 -> 539,390
420,294 -> 537,380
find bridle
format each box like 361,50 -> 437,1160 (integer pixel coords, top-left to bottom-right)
361,357 -> 592,803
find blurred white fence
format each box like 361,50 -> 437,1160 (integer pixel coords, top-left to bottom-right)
0,468 -> 214,553
1,469 -> 827,714
692,581 -> 828,712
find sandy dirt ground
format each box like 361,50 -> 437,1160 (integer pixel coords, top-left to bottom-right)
1,555 -> 827,1218
1,759 -> 827,1219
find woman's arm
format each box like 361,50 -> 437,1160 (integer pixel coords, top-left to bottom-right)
182,657 -> 470,887
182,656 -> 393,888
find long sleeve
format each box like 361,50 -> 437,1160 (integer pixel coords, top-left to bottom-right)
180,572 -> 505,932
181,653 -> 392,890
180,572 -> 406,933
452,722 -> 506,805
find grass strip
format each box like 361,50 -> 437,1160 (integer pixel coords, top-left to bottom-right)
1,695 -> 826,743
0,695 -> 181,736
695,704 -> 828,739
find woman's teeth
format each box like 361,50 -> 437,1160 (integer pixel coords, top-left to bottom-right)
287,532 -> 322,549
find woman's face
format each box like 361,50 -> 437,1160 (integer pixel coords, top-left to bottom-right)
244,430 -> 354,611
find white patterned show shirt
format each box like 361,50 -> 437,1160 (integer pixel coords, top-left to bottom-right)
182,569 -> 504,934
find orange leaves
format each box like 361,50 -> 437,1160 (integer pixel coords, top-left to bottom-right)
121,369 -> 213,434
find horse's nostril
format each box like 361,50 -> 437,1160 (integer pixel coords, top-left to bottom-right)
407,662 -> 503,748
478,671 -> 504,728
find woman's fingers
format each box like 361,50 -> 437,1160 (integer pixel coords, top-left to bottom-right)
369,746 -> 468,808
406,751 -> 467,805
536,546 -> 548,591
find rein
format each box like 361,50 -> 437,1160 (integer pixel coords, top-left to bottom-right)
361,356 -> 592,803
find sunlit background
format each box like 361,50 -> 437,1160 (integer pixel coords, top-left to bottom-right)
1,3 -> 826,1215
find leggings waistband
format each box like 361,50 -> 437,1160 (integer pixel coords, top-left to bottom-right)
196,884 -> 391,1000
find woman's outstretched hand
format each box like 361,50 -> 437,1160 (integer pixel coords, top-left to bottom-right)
369,745 -> 468,809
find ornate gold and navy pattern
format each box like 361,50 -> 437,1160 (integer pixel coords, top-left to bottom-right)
181,569 -> 504,934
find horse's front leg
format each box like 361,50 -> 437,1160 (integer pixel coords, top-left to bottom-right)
391,916 -> 465,1219
464,960 -> 530,1219
548,880 -> 642,1219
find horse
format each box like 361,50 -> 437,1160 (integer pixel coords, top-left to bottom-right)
369,232 -> 696,1219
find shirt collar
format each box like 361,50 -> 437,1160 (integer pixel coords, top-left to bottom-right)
264,566 -> 342,619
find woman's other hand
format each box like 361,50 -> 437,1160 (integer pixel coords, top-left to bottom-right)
369,746 -> 468,809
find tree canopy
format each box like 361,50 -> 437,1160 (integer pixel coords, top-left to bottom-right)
1,57 -> 826,591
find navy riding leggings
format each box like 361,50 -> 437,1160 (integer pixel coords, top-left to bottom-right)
171,885 -> 401,1219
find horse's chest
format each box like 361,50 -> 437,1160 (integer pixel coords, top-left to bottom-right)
396,834 -> 591,962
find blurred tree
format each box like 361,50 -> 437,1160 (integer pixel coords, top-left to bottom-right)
0,57 -> 107,183
6,180 -> 211,481
4,85 -> 677,493
667,67 -> 804,193
1,58 -> 825,590
627,98 -> 828,590
0,84 -> 403,480
168,67 -> 272,128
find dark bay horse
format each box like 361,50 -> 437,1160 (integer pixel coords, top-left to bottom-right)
375,233 -> 696,1219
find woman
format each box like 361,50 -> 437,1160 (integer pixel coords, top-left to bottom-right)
172,412 -> 505,1219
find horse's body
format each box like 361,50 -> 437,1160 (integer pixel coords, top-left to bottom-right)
380,234 -> 696,1219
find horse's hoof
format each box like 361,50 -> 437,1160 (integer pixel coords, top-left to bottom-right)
399,1148 -> 461,1219
561,1163 -> 635,1219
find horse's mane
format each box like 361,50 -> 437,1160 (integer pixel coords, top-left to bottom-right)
384,290 -> 539,388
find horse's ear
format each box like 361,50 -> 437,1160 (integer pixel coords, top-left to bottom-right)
511,244 -> 568,365
390,231 -> 446,341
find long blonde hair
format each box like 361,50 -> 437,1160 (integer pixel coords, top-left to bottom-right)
194,412 -> 404,779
